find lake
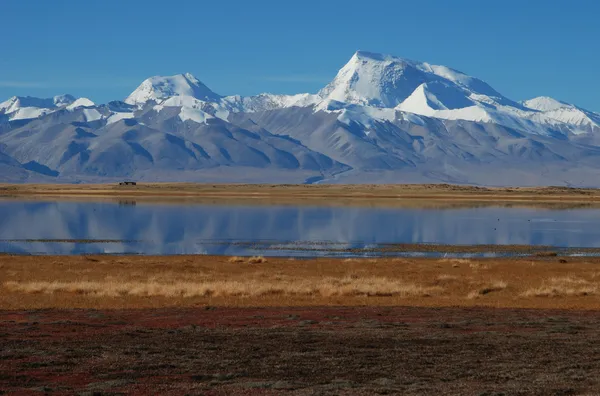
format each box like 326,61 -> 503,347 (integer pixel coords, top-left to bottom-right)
1,200 -> 600,256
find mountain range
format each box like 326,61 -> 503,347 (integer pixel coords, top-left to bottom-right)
2,51 -> 600,186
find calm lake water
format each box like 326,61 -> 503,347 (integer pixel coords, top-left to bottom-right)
1,200 -> 600,256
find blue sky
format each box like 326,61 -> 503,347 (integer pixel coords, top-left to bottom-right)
2,0 -> 599,111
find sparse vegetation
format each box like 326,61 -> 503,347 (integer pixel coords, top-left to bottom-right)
522,277 -> 598,297
439,258 -> 473,268
436,274 -> 459,282
439,258 -> 472,265
4,275 -> 441,299
467,281 -> 507,299
229,256 -> 267,264
247,256 -> 267,264
535,251 -> 559,257
469,261 -> 490,270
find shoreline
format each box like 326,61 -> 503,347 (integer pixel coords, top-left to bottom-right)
3,182 -> 600,205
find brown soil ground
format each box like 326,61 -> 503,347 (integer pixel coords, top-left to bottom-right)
2,183 -> 600,207
2,306 -> 600,395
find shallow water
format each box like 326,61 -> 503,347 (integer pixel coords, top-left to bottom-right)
1,200 -> 600,256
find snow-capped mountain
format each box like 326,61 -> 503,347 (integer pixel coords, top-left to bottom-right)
319,51 -> 514,108
523,96 -> 600,133
0,94 -> 98,122
125,73 -> 222,105
1,51 -> 600,186
0,95 -> 75,121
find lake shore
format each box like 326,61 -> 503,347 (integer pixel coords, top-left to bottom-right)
3,254 -> 600,310
2,182 -> 600,206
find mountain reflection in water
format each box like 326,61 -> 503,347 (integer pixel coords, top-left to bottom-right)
1,200 -> 600,256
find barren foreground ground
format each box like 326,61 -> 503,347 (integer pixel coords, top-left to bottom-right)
3,255 -> 600,394
2,306 -> 600,395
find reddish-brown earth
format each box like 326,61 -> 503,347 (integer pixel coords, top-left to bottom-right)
2,306 -> 600,395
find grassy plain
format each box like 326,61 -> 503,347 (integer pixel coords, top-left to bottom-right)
3,254 -> 600,310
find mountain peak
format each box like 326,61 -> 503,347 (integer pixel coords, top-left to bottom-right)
523,96 -> 571,112
0,94 -> 78,120
318,51 -> 417,107
53,94 -> 76,107
125,73 -> 221,105
1,95 -> 75,112
66,97 -> 95,110
319,51 -> 511,109
352,50 -> 404,62
182,72 -> 200,83
522,96 -> 600,131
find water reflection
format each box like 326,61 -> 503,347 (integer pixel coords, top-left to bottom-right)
1,200 -> 600,255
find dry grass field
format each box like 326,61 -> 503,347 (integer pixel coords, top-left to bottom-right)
3,254 -> 600,310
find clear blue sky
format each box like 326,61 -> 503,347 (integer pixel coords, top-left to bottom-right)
2,0 -> 599,111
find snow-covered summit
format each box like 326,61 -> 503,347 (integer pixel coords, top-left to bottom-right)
0,94 -> 77,121
66,97 -> 95,110
523,96 -> 570,112
125,73 -> 222,106
52,94 -> 76,107
318,51 -> 512,109
0,95 -> 76,113
523,96 -> 600,132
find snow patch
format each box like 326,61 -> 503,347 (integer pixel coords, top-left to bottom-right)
106,112 -> 135,125
67,98 -> 95,110
9,107 -> 52,120
523,96 -> 569,112
179,107 -> 213,124
82,109 -> 102,122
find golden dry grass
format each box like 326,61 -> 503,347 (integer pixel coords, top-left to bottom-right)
469,261 -> 490,270
522,277 -> 599,297
4,276 -> 440,299
3,255 -> 600,309
247,256 -> 267,264
467,281 -> 508,299
436,274 -> 459,282
228,256 -> 266,264
439,258 -> 473,268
